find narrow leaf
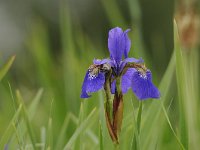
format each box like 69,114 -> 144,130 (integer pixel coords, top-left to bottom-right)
0,55 -> 15,81
63,108 -> 97,149
0,105 -> 22,149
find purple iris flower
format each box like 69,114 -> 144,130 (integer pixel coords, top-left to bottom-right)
81,27 -> 160,100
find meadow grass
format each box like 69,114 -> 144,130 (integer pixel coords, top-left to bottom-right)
0,1 -> 199,150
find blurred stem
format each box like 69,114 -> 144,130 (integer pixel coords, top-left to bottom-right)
131,99 -> 140,150
137,101 -> 143,134
135,101 -> 142,150
114,143 -> 119,150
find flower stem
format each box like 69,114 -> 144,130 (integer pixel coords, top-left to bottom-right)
137,101 -> 143,134
104,70 -> 118,143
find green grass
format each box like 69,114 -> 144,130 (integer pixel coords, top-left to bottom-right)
0,1 -> 200,150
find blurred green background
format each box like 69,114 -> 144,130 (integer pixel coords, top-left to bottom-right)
0,0 -> 199,149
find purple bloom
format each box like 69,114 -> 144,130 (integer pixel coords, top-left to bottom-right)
81,27 -> 160,100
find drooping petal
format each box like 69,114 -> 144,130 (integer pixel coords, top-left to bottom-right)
121,68 -> 136,93
108,27 -> 131,63
111,68 -> 136,94
131,70 -> 160,100
81,71 -> 105,98
81,71 -> 91,98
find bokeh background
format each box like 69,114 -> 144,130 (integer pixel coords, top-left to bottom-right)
0,0 -> 199,149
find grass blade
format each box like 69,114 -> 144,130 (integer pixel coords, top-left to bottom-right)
0,55 -> 15,81
174,20 -> 188,149
63,108 -> 97,149
137,102 -> 142,134
55,113 -> 78,150
141,50 -> 176,149
0,104 -> 22,149
99,121 -> 104,150
28,88 -> 44,119
16,90 -> 37,150
45,98 -> 54,150
162,104 -> 185,149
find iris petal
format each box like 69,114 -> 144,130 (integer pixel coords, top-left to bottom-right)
121,68 -> 136,93
108,27 -> 131,63
124,29 -> 131,58
93,58 -> 111,65
119,57 -> 144,73
123,57 -> 144,63
131,70 -> 160,100
111,79 -> 116,94
81,71 -> 105,98
111,68 -> 136,94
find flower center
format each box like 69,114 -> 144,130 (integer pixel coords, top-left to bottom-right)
136,64 -> 148,79
139,72 -> 147,79
88,64 -> 100,80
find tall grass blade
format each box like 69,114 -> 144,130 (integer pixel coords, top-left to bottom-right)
130,99 -> 140,150
141,51 -> 176,149
45,98 -> 54,150
63,108 -> 97,149
99,121 -> 104,150
0,104 -> 22,149
28,88 -> 44,119
174,21 -> 188,149
55,113 -> 78,150
0,55 -> 15,81
137,102 -> 142,134
162,104 -> 185,149
16,90 -> 37,150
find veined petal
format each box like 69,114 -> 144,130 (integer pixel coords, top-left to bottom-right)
108,27 -> 131,63
131,70 -> 160,100
81,71 -> 105,98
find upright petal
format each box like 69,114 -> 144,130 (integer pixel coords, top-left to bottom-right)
108,27 -> 131,63
81,71 -> 105,98
124,29 -> 131,58
131,70 -> 160,100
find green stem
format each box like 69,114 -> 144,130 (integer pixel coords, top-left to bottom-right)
137,101 -> 143,134
104,71 -> 112,120
116,77 -> 121,95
